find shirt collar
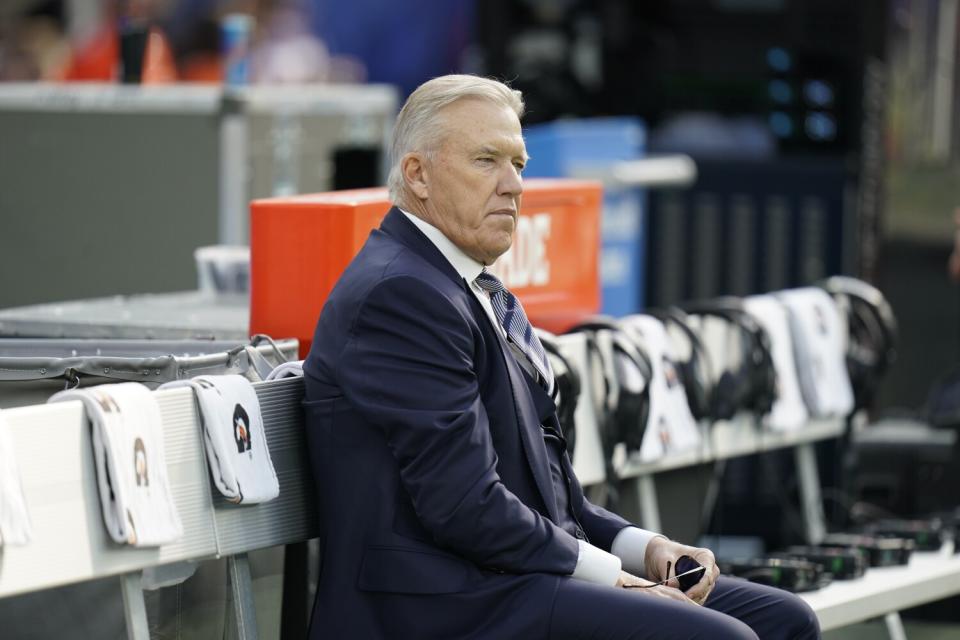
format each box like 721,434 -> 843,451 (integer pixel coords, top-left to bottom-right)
401,209 -> 485,284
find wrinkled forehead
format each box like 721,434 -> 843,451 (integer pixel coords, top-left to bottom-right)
435,98 -> 526,155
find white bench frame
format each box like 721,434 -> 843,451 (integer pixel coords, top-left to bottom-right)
615,413 -> 960,639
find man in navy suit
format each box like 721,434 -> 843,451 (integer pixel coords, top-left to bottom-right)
303,75 -> 820,639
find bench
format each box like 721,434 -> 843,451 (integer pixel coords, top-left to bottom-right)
1,377 -> 958,639
0,377 -> 316,639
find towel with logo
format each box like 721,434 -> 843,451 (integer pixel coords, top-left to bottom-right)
621,315 -> 702,462
49,383 -> 183,546
161,375 -> 278,504
0,410 -> 33,546
776,287 -> 855,418
265,359 -> 304,381
744,294 -> 809,431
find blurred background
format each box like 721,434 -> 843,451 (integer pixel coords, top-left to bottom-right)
1,1 -> 959,637
1,0 -> 957,413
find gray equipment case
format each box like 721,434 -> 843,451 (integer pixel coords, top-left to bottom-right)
0,335 -> 298,409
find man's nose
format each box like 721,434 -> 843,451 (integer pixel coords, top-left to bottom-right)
498,162 -> 524,197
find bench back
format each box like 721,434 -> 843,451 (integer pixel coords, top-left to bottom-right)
0,377 -> 318,599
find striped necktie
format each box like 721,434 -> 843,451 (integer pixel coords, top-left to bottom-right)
475,269 -> 555,395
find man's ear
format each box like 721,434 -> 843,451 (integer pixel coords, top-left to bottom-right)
401,153 -> 429,200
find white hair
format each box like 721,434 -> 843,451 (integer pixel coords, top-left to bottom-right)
387,75 -> 525,204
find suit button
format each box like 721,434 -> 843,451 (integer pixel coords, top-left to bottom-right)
575,528 -> 586,540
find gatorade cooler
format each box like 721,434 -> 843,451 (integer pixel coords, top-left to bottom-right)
250,180 -> 602,357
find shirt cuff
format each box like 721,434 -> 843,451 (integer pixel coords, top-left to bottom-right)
610,527 -> 667,578
571,539 -> 622,585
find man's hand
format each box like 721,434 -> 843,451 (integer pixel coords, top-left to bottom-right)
644,537 -> 720,606
615,571 -> 696,605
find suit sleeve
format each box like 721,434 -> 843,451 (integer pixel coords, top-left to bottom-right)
335,275 -> 580,575
573,487 -> 663,579
565,454 -> 661,555
578,498 -> 633,550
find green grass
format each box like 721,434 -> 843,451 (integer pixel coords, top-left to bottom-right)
886,163 -> 960,243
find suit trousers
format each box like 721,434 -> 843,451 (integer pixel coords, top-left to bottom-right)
549,576 -> 820,640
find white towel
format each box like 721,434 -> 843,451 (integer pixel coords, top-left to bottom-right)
775,288 -> 855,418
620,315 -> 702,462
265,360 -> 304,381
0,411 -> 33,546
49,383 -> 183,546
744,295 -> 810,432
161,375 -> 278,504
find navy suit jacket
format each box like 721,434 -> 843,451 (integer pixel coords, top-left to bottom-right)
303,208 -> 631,638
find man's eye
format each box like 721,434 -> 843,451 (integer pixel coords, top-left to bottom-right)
514,162 -> 526,172
477,157 -> 495,164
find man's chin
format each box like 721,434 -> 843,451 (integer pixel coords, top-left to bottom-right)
483,242 -> 513,266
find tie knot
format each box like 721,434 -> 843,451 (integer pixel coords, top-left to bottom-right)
473,267 -> 554,394
475,269 -> 505,293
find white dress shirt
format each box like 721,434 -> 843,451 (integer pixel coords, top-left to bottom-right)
401,210 -> 662,585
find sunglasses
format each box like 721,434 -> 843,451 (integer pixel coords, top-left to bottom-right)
623,559 -> 706,590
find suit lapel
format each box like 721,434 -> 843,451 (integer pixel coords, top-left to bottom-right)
520,365 -> 559,425
380,208 -> 464,288
492,325 -> 562,524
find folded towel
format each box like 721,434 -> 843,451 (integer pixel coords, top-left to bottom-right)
265,360 -> 304,381
161,375 -> 278,504
744,295 -> 809,431
49,383 -> 183,546
621,315 -> 702,462
0,410 -> 33,546
776,288 -> 855,418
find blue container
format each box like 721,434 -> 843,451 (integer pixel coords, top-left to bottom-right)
222,14 -> 254,87
523,118 -> 647,316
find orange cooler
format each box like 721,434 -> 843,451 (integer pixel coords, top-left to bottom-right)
250,179 -> 602,356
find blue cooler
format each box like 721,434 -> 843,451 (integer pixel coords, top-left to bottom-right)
523,118 -> 647,316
